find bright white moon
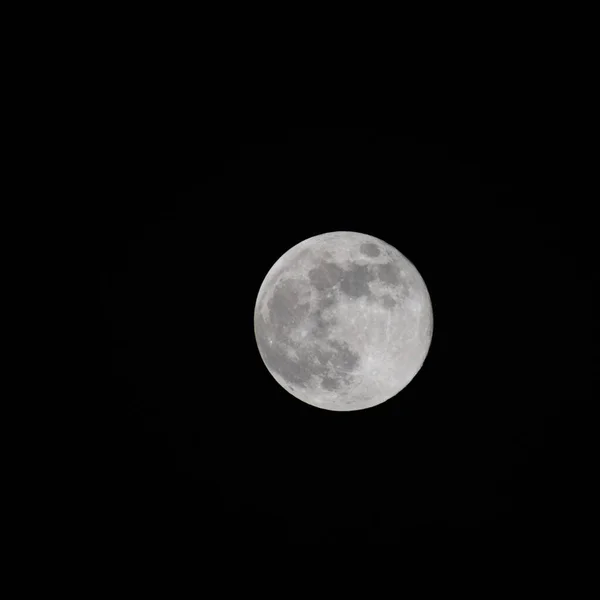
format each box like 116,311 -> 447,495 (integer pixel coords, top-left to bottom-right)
254,231 -> 433,411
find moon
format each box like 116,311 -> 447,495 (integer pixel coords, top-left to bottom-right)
254,231 -> 433,411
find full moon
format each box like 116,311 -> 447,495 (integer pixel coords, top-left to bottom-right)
254,231 -> 433,411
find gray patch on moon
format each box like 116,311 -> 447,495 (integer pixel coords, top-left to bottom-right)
381,294 -> 397,308
318,292 -> 337,311
376,262 -> 400,285
311,311 -> 333,338
312,345 -> 334,365
339,263 -> 375,298
327,338 -> 360,372
424,319 -> 434,341
308,262 -> 344,291
321,376 -> 341,391
360,242 -> 381,257
267,279 -> 310,328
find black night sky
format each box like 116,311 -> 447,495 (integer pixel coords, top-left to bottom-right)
100,127 -> 592,544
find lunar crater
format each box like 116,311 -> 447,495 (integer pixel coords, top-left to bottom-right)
360,242 -> 381,257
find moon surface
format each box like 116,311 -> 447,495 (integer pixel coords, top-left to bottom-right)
254,231 -> 433,411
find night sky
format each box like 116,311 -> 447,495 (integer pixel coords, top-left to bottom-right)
100,127 -> 592,544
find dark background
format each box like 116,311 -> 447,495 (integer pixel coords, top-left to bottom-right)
101,126 -> 593,544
